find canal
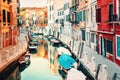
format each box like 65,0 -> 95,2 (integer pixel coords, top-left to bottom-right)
1,39 -> 63,80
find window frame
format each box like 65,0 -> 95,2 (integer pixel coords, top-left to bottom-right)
91,33 -> 94,43
116,35 -> 120,60
7,11 -> 10,23
96,8 -> 101,23
108,3 -> 114,22
106,39 -> 113,54
3,9 -> 6,23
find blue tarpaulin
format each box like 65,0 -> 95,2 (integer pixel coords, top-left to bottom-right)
58,54 -> 76,69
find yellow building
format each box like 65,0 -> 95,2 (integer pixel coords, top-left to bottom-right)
0,0 -> 19,49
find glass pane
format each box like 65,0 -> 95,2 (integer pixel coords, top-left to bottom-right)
117,36 -> 120,58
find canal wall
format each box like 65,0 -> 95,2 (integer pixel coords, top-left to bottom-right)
0,33 -> 28,72
59,34 -> 73,50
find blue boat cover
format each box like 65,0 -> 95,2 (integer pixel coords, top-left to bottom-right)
58,54 -> 76,69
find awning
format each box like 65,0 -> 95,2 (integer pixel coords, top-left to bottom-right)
58,54 -> 76,69
57,47 -> 71,56
67,68 -> 86,80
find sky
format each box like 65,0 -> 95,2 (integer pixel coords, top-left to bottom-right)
20,0 -> 47,8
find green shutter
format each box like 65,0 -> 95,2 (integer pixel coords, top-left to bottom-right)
79,11 -> 82,22
83,10 -> 86,21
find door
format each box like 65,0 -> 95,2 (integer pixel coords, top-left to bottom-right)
103,38 -> 106,57
100,36 -> 103,55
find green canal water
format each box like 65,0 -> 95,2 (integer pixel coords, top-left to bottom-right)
3,40 -> 62,80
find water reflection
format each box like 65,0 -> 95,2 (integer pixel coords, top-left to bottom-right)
19,61 -> 31,72
0,61 -> 21,80
6,66 -> 21,80
3,40 -> 62,80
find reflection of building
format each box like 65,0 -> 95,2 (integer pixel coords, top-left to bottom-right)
37,41 -> 48,58
0,0 -> 20,49
6,67 -> 21,80
97,0 -> 120,66
48,41 -> 59,75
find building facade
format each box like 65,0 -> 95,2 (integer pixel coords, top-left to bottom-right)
85,0 -> 98,51
20,7 -> 48,32
47,0 -> 54,35
0,0 -> 19,49
97,0 -> 120,66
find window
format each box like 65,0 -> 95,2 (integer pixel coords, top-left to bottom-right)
86,32 -> 88,40
62,10 -> 64,15
96,8 -> 101,22
7,12 -> 10,23
60,11 -> 61,16
6,32 -> 8,39
109,4 -> 113,21
91,7 -> 93,22
116,36 -> 120,59
50,15 -> 51,20
3,9 -> 6,22
7,0 -> 12,3
50,5 -> 53,11
52,5 -> 54,10
72,0 -> 79,6
77,11 -> 82,22
106,40 -> 113,54
66,14 -> 71,22
117,0 -> 120,20
64,4 -> 67,10
82,30 -> 85,41
17,7 -> 20,13
83,10 -> 86,21
91,33 -> 94,43
64,2 -> 69,10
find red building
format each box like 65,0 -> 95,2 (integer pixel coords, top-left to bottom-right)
96,0 -> 120,66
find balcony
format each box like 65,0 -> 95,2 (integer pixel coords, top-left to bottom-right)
70,6 -> 77,14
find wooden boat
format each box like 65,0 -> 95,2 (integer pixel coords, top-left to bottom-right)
18,52 -> 30,65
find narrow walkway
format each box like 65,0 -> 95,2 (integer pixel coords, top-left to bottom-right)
0,33 -> 28,71
83,44 -> 120,80
59,34 -> 120,80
